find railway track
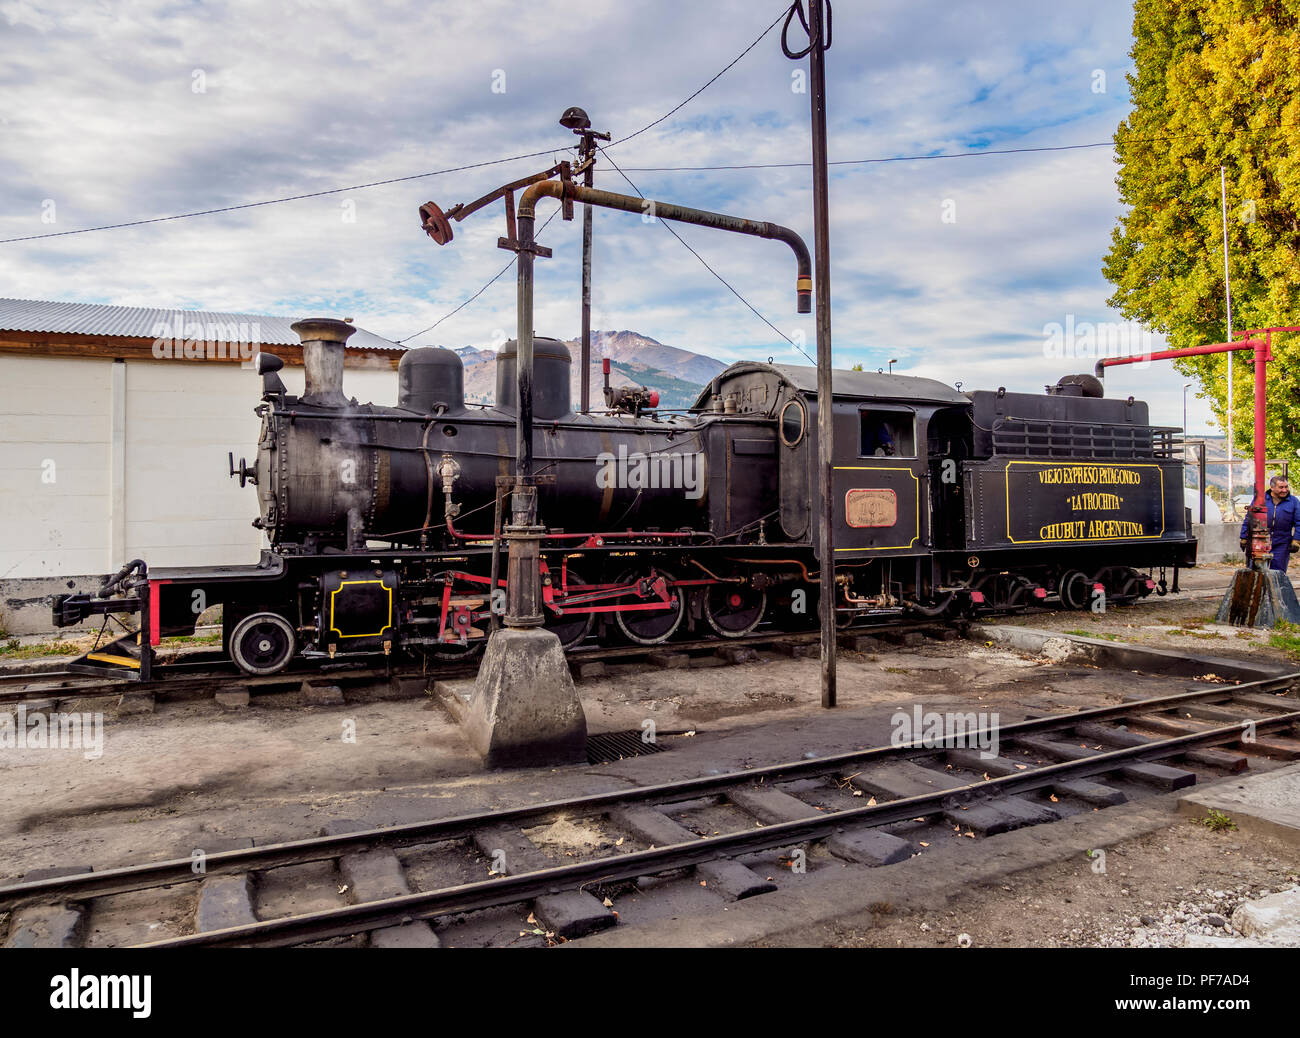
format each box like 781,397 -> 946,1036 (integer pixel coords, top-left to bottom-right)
4,674 -> 1297,948
0,622 -> 955,713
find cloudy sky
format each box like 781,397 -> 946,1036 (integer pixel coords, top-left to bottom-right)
0,0 -> 1223,433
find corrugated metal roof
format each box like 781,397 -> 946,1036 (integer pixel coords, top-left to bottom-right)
0,297 -> 404,351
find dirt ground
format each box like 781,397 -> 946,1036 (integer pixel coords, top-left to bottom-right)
765,819 -> 1300,948
3,564 -> 1297,947
0,637 -> 1177,880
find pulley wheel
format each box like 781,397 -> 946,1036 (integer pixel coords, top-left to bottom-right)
229,612 -> 296,676
419,201 -> 454,244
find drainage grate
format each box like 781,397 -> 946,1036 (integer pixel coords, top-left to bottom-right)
586,729 -> 669,765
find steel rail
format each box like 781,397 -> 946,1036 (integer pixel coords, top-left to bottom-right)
2,674 -> 1294,913
0,660 -> 396,708
135,705 -> 1300,948
0,621 -> 933,707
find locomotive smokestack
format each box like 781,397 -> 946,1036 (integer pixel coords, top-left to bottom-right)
292,317 -> 356,407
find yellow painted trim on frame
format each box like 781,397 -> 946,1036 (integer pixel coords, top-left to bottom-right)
831,466 -> 921,552
329,579 -> 394,639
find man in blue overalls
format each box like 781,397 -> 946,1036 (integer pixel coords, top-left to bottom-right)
1239,474 -> 1300,571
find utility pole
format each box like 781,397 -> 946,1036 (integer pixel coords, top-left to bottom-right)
784,0 -> 836,708
560,107 -> 610,413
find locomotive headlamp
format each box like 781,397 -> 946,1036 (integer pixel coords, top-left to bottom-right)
254,352 -> 283,375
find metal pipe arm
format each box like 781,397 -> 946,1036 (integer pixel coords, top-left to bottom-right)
518,180 -> 813,314
1093,339 -> 1258,380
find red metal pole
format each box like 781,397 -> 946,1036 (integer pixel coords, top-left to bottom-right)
1096,329 -> 1300,571
1253,332 -> 1269,507
1246,331 -> 1272,566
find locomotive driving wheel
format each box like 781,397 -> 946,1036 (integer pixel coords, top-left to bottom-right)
704,582 -> 767,638
429,638 -> 485,662
544,569 -> 596,650
229,612 -> 297,676
614,567 -> 684,645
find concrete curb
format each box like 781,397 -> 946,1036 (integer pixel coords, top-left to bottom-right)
1177,762 -> 1300,850
969,623 -> 1294,683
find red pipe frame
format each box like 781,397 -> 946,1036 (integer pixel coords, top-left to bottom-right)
1097,327 -> 1300,568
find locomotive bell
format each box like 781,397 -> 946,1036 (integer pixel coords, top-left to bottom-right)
292,317 -> 356,407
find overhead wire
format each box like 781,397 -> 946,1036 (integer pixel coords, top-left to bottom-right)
598,145 -> 815,365
1,5 -> 791,246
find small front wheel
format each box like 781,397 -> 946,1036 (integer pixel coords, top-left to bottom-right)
229,612 -> 297,676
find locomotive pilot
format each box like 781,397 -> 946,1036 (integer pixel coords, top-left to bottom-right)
1239,474 -> 1300,571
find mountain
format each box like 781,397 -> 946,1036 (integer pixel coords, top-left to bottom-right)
454,331 -> 727,410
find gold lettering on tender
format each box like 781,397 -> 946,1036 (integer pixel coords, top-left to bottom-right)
1035,465 -> 1142,486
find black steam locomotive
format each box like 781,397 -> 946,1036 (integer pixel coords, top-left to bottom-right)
54,317 -> 1196,679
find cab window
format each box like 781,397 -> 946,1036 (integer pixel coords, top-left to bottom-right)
860,408 -> 916,458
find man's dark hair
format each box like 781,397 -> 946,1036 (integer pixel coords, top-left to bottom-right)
1271,474 -> 1289,486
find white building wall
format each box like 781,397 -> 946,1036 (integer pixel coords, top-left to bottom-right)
123,359 -> 266,568
274,361 -> 398,406
0,355 -> 112,578
0,351 -> 404,579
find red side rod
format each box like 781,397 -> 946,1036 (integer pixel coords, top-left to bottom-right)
1095,328 -> 1300,568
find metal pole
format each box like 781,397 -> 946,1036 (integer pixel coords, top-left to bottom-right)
807,0 -> 836,709
489,480 -> 504,633
1249,332 -> 1269,570
581,162 -> 594,413
504,210 -> 544,628
1221,165 -> 1235,514
1198,442 -> 1206,525
516,224 -> 535,482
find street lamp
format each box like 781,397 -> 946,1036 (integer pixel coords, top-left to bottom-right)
888,358 -> 897,374
1183,383 -> 1192,440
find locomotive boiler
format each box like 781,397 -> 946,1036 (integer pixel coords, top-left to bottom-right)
53,313 -> 1197,680
251,319 -> 706,552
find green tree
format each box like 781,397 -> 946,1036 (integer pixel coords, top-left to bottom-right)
1103,0 -> 1300,464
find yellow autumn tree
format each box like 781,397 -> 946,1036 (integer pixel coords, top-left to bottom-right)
1103,0 -> 1300,462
